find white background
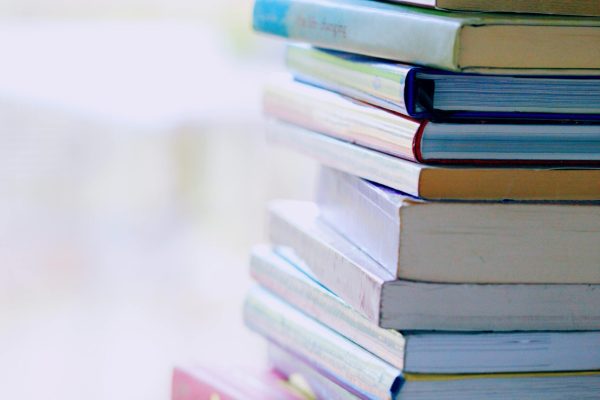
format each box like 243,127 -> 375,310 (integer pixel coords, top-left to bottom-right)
0,4 -> 317,399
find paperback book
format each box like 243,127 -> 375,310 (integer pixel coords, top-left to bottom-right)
316,167 -> 600,283
267,199 -> 600,331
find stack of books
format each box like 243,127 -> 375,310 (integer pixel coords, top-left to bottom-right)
248,1 -> 600,399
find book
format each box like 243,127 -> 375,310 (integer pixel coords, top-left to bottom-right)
266,119 -> 600,201
286,45 -> 600,121
171,366 -> 308,400
244,285 -> 403,400
251,245 -> 600,373
245,286 -> 600,400
384,0 -> 600,17
265,78 -> 600,165
316,167 -> 600,283
252,0 -> 600,74
267,199 -> 600,331
269,345 -> 361,400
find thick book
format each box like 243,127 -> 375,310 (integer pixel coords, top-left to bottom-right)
265,78 -> 600,165
251,245 -> 600,373
286,45 -> 600,121
266,119 -> 600,201
316,167 -> 600,283
253,0 -> 600,74
245,286 -> 600,400
385,0 -> 600,16
171,366 -> 307,400
267,199 -> 600,331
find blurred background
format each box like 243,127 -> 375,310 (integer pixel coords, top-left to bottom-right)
0,2 -> 317,399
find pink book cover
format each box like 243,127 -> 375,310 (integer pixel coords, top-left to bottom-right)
171,366 -> 309,400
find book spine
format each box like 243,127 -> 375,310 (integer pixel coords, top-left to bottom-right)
412,121 -> 426,163
253,0 -> 461,70
250,245 -> 406,368
244,286 -> 403,400
316,168 -> 402,277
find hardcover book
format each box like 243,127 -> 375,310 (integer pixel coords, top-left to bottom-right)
265,78 -> 600,164
266,119 -> 600,201
316,167 -> 600,283
251,245 -> 600,373
267,199 -> 600,331
245,286 -> 600,400
286,45 -> 600,121
253,0 -> 600,74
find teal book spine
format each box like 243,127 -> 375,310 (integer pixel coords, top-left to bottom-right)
253,0 -> 460,71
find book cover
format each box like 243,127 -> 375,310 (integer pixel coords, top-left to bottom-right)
253,0 -> 600,73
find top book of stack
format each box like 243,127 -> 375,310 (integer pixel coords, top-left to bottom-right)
386,0 -> 600,16
253,0 -> 600,74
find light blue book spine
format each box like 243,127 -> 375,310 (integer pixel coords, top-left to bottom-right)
253,0 -> 461,70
